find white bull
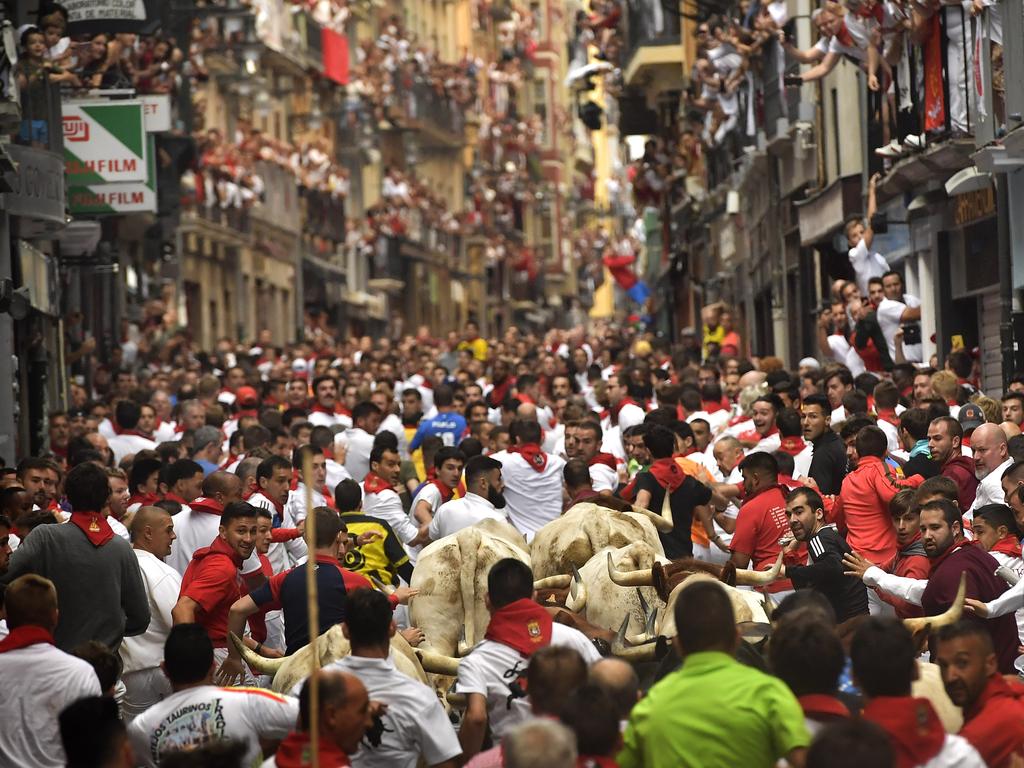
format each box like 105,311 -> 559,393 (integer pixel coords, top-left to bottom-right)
529,502 -> 668,578
231,627 -> 460,694
409,518 -> 530,656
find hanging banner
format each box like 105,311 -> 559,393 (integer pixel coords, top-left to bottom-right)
63,0 -> 159,34
63,100 -> 147,183
67,135 -> 157,215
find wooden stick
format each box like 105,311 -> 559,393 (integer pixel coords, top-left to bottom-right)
302,453 -> 320,768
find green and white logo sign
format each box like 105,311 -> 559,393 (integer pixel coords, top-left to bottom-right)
68,135 -> 156,215
63,100 -> 147,184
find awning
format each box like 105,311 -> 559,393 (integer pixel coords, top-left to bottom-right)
795,176 -> 861,247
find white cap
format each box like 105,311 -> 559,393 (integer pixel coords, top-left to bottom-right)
798,357 -> 821,370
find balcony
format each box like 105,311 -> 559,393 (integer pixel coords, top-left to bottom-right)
620,0 -> 682,89
388,77 -> 465,148
368,235 -> 406,293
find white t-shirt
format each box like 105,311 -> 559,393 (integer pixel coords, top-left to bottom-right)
793,443 -> 814,480
285,484 -> 327,526
847,238 -> 890,295
342,427 -> 377,482
119,549 -> 182,675
0,641 -> 102,768
290,655 -> 461,768
588,462 -> 618,493
407,482 -> 446,562
428,493 -> 509,541
969,458 -> 1013,515
615,402 -> 646,433
128,685 -> 298,768
877,294 -> 923,363
455,623 -> 601,738
110,515 -> 130,541
491,450 -> 567,540
248,491 -> 308,574
325,458 -> 352,492
364,488 -> 419,545
378,413 -> 408,459
308,410 -> 352,430
108,433 -> 158,464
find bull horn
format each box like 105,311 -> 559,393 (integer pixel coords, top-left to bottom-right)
369,575 -> 397,595
230,632 -> 287,676
904,574 -> 967,634
565,566 -> 588,612
533,574 -> 573,590
628,505 -> 674,533
613,614 -> 659,661
607,551 -> 654,587
445,692 -> 468,708
416,649 -> 462,676
734,552 -> 784,586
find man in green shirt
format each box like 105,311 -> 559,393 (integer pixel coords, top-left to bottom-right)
618,580 -> 810,768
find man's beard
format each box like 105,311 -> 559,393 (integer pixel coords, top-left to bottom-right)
975,466 -> 990,481
487,486 -> 507,509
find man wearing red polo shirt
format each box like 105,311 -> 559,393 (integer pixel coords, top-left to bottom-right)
729,452 -> 805,601
172,501 -> 260,677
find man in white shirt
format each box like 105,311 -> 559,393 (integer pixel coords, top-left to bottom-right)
285,445 -> 330,526
457,558 -> 600,761
308,375 -> 352,430
492,420 -> 567,540
876,270 -> 923,363
249,455 -> 308,574
128,623 -> 298,767
969,424 -> 1013,516
344,402 -> 384,482
428,455 -> 510,542
603,372 -> 646,434
409,447 -> 464,560
290,588 -> 461,768
567,420 -> 618,493
0,574 -> 102,768
107,400 -> 157,464
737,396 -> 783,455
120,506 -> 181,720
167,471 -> 260,577
161,459 -> 204,512
843,176 -> 889,296
363,443 -> 423,549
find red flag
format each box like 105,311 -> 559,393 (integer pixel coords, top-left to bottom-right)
321,27 -> 349,85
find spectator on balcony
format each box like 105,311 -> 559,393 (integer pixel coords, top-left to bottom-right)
39,10 -> 72,70
75,33 -> 133,90
16,27 -> 78,146
788,3 -> 880,93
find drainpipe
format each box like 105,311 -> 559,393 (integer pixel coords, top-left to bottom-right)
998,174 -> 1014,389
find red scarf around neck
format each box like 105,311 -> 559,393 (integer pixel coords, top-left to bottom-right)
430,479 -> 455,504
250,486 -> 284,515
163,491 -> 190,506
862,696 -> 945,768
588,452 -> 617,470
112,424 -> 153,439
69,511 -> 114,547
127,492 -> 161,508
485,598 -> 553,656
510,443 -> 547,472
610,397 -> 640,423
778,436 -> 807,456
989,534 -> 1022,558
648,457 -> 686,493
0,625 -> 55,653
363,472 -> 392,495
272,731 -> 351,767
190,496 -> 224,516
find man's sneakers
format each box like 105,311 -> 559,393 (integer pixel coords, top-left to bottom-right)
874,134 -> 926,159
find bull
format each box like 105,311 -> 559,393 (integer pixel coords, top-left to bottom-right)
529,502 -> 670,578
230,627 -> 460,695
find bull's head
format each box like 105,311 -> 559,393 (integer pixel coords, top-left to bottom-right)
606,550 -> 782,588
532,565 -> 586,612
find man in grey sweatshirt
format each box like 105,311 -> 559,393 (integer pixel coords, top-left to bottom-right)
1,462 -> 150,650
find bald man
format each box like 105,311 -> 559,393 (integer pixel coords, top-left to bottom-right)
120,506 -> 181,719
590,659 -> 641,729
264,669 -> 372,767
970,424 -> 1014,516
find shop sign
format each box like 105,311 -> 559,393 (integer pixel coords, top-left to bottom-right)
953,187 -> 996,227
62,100 -> 147,184
67,135 -> 156,215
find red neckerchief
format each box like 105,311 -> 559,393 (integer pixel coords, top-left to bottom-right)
192,535 -> 245,569
876,408 -> 900,427
311,403 -> 336,415
701,399 -> 726,414
251,487 -> 284,515
798,693 -> 850,721
589,452 -> 617,470
112,425 -> 153,439
486,377 -> 515,408
518,393 -> 536,405
219,453 -> 240,470
163,491 -> 190,506
990,534 -> 1022,558
190,496 -> 225,516
676,404 -> 688,421
0,625 -> 55,653
272,731 -> 351,767
569,488 -> 602,507
321,485 -> 336,510
835,21 -> 855,48
610,397 -> 640,424
363,472 -> 392,495
510,442 -> 548,472
862,696 -> 945,768
484,598 -> 553,656
430,479 -> 455,504
69,511 -> 114,546
242,480 -> 260,501
778,436 -> 807,456
727,414 -> 749,427
127,492 -> 161,508
648,457 -> 686,493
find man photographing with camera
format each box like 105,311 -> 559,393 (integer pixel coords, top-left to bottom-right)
877,270 -> 922,364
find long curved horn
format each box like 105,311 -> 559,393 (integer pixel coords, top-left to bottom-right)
627,505 -> 674,533
565,566 -> 588,612
659,488 -> 674,528
904,574 -> 967,634
612,615 -> 659,661
734,552 -> 784,586
230,632 -> 288,676
416,649 -> 462,676
607,551 -> 655,587
369,575 -> 397,595
445,692 -> 468,708
533,574 -> 573,590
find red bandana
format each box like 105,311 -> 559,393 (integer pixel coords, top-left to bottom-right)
250,487 -> 285,515
430,479 -> 455,504
862,696 -> 945,768
511,443 -> 548,472
589,453 -> 617,471
990,535 -> 1022,558
778,436 -> 807,456
798,694 -> 850,722
835,21 -> 855,48
648,457 -> 686,493
190,497 -> 224,516
0,625 -> 54,654
485,598 -> 553,656
127,492 -> 160,508
487,377 -> 515,408
112,425 -> 153,439
610,397 -> 640,424
876,408 -> 900,427
163,492 -> 190,506
701,399 -> 727,414
69,511 -> 114,547
363,472 -> 391,495
272,731 -> 351,767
